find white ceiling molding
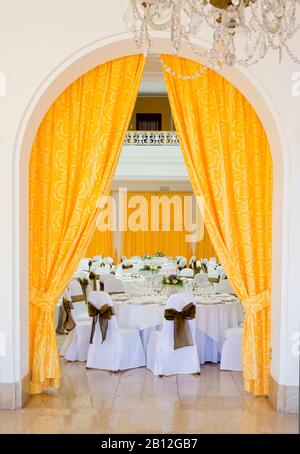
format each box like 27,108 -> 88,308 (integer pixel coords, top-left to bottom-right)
138,55 -> 167,95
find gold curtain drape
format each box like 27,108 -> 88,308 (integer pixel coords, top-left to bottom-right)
195,227 -> 217,260
85,229 -> 113,258
84,199 -> 114,258
29,55 -> 144,394
162,55 -> 272,395
122,192 -> 194,258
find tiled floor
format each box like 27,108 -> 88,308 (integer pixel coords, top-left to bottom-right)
0,357 -> 298,434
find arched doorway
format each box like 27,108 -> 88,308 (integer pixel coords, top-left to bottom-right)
13,35 -> 288,405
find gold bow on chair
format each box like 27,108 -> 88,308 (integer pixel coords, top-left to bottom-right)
164,302 -> 196,350
56,298 -> 76,334
77,277 -> 89,303
63,298 -> 76,331
89,303 -> 115,344
89,272 -> 100,291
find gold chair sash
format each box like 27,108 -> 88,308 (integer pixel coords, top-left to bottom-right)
89,272 -> 100,291
76,277 -> 89,303
89,304 -> 115,344
208,276 -> 220,283
71,294 -> 85,302
164,302 -> 196,350
56,298 -> 76,334
63,298 -> 76,332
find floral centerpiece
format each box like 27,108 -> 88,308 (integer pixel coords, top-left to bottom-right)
162,274 -> 184,286
142,254 -> 151,260
155,252 -> 165,257
140,264 -> 161,272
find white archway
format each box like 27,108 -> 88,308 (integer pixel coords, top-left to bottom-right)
13,34 -> 289,404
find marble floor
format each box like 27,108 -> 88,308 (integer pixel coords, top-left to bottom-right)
0,356 -> 298,434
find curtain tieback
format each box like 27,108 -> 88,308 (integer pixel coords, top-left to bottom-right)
89,304 -> 115,344
164,302 -> 196,350
243,289 -> 270,315
30,288 -> 56,314
242,289 -> 271,381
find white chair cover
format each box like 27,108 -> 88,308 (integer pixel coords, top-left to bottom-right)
179,268 -> 194,278
208,268 -> 219,281
68,279 -> 89,321
99,274 -> 114,285
76,270 -> 89,280
104,277 -> 124,294
208,257 -> 217,267
60,287 -> 91,362
77,258 -> 91,271
217,265 -> 224,276
178,258 -> 187,269
86,292 -> 145,371
215,279 -> 235,295
102,264 -> 112,274
194,273 -> 208,283
104,257 -> 114,265
91,264 -> 103,274
220,327 -> 243,371
92,255 -> 102,262
147,293 -> 200,376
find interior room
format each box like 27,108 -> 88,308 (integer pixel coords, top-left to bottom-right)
0,0 -> 299,437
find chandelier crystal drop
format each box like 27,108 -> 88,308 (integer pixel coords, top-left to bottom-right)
124,0 -> 300,72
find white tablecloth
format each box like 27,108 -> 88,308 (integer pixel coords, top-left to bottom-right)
114,298 -> 243,336
113,295 -> 244,364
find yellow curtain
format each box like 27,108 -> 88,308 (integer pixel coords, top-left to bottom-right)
84,230 -> 113,258
29,55 -> 144,394
84,197 -> 114,258
122,192 -> 193,258
195,226 -> 217,260
162,55 -> 272,395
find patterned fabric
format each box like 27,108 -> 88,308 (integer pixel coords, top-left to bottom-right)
84,190 -> 217,259
122,192 -> 214,257
85,210 -> 113,258
161,54 -> 272,395
29,55 -> 145,394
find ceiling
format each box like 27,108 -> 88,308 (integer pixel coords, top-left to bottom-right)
138,55 -> 167,96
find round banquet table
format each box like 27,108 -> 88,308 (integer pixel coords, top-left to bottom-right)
112,294 -> 244,364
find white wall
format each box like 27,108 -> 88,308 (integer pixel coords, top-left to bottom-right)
0,0 -> 299,392
115,145 -> 189,179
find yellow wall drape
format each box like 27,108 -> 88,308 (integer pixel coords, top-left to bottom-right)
162,55 -> 272,395
122,192 -> 194,258
84,198 -> 114,258
29,55 -> 144,394
195,227 -> 217,260
85,230 -> 113,259
85,191 -> 216,260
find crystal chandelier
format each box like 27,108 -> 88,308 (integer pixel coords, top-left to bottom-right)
124,0 -> 300,70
